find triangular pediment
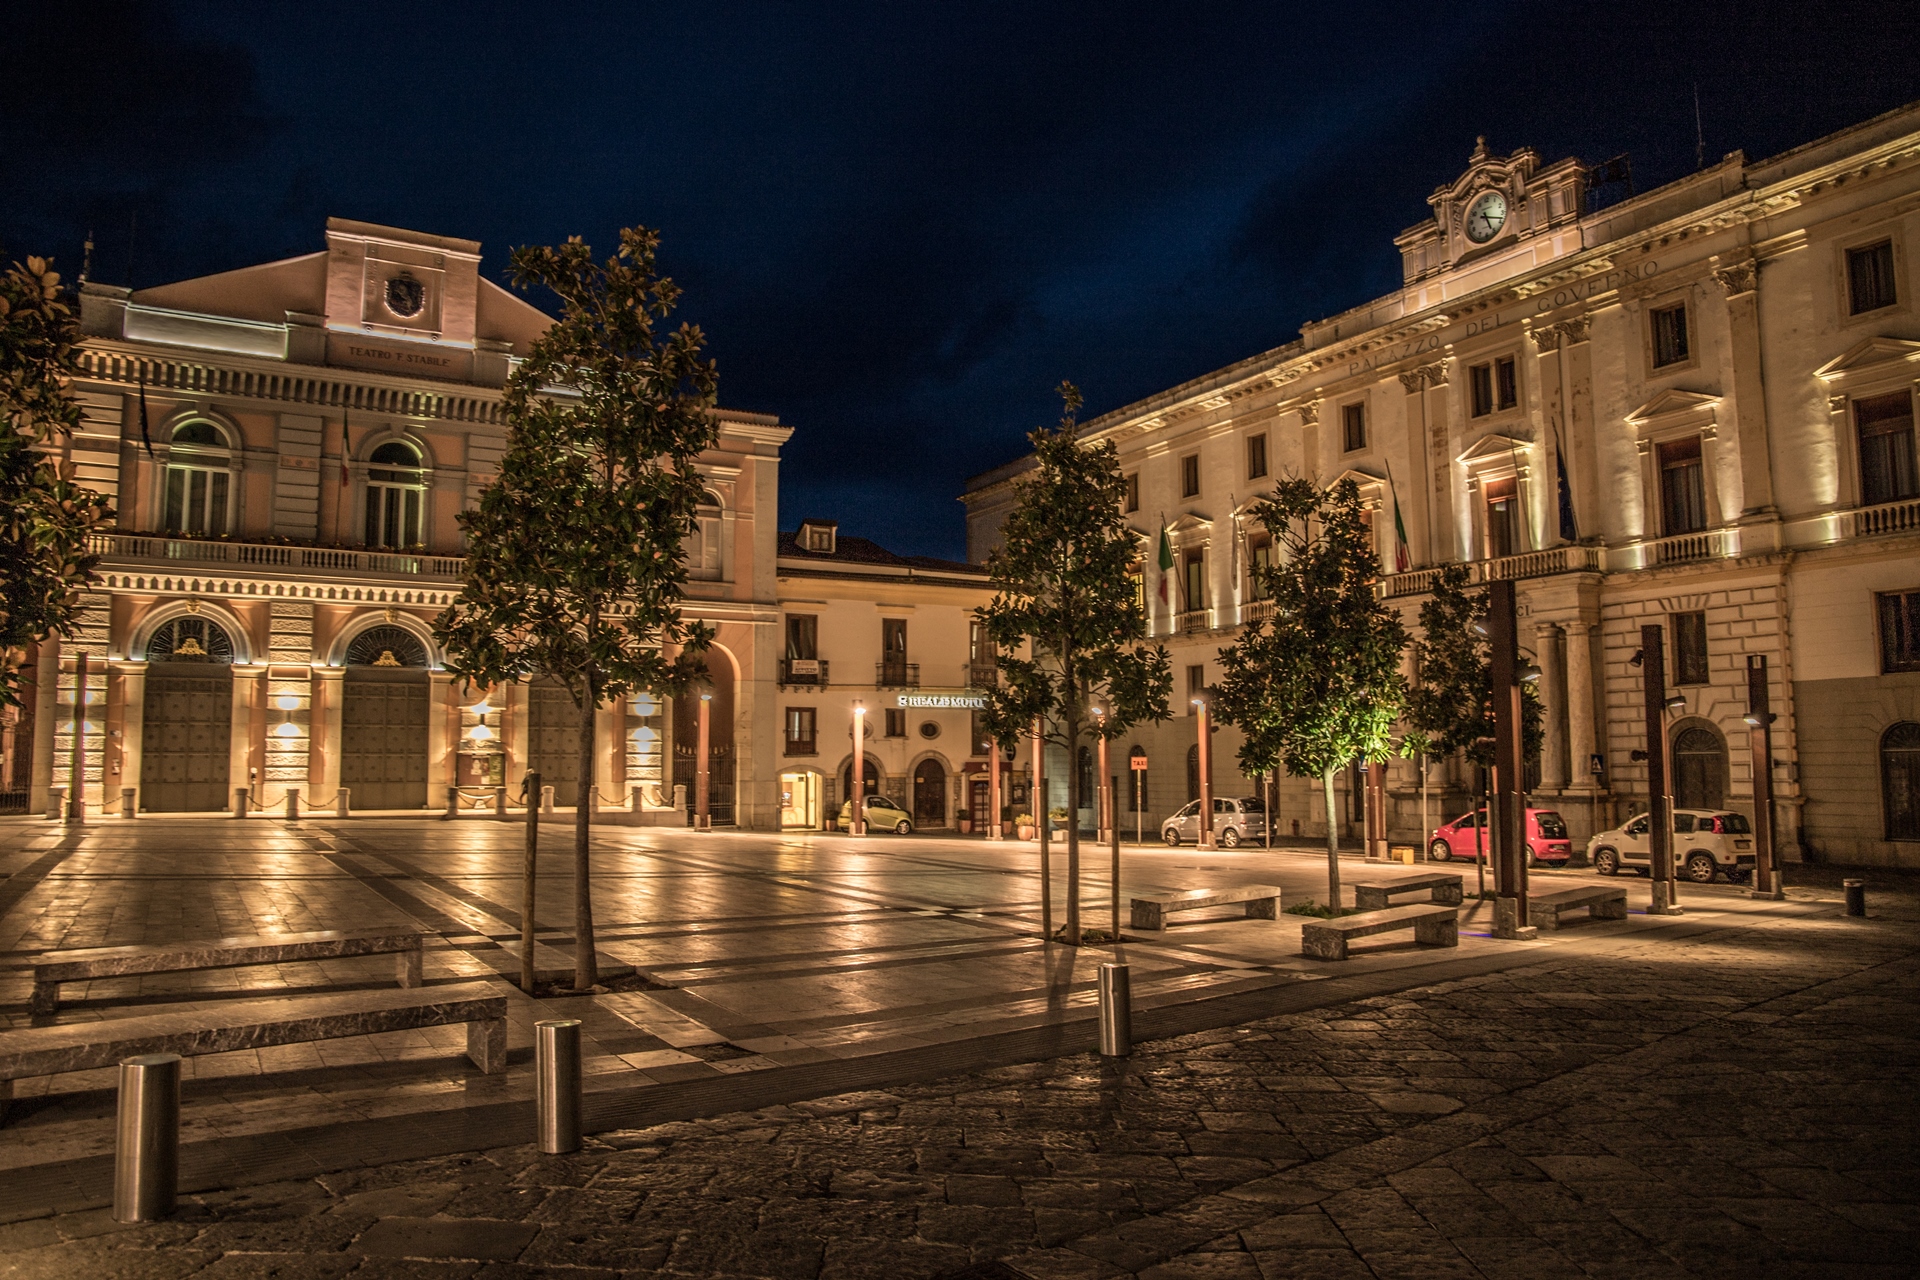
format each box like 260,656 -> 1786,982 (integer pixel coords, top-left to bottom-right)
1814,336 -> 1920,381
1328,467 -> 1385,491
1166,513 -> 1211,534
1457,432 -> 1533,464
1624,389 -> 1720,425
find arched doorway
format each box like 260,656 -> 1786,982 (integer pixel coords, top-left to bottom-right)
673,648 -> 736,824
841,756 -> 884,805
1881,722 -> 1920,840
341,625 -> 429,811
1671,724 -> 1727,811
141,616 -> 235,812
913,758 -> 946,827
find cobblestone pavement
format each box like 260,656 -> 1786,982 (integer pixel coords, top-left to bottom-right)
1,880 -> 1912,1278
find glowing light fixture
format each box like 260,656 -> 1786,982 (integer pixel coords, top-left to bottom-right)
276,693 -> 300,712
274,721 -> 301,738
470,699 -> 493,717
467,722 -> 495,742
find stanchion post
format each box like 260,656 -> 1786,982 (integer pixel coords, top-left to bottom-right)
122,787 -> 137,819
445,785 -> 459,819
495,785 -> 508,820
534,1018 -> 583,1154
113,1053 -> 180,1223
231,787 -> 248,819
1844,879 -> 1866,917
338,787 -> 351,818
285,787 -> 299,821
1097,963 -> 1131,1057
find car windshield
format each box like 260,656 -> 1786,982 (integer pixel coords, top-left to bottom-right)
1673,813 -> 1696,833
1716,813 -> 1753,833
1534,812 -> 1568,838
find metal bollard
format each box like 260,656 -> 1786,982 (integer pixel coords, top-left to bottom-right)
630,788 -> 643,814
495,786 -> 508,820
285,788 -> 300,821
446,786 -> 459,819
338,787 -> 351,818
534,1019 -> 583,1154
1097,963 -> 1132,1057
113,1053 -> 180,1223
232,787 -> 249,819
542,785 -> 555,815
122,787 -> 138,819
47,787 -> 65,821
1844,878 -> 1866,917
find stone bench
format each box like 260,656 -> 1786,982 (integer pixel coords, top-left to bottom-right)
1352,873 -> 1465,911
0,980 -> 508,1120
30,928 -> 426,1014
1300,904 -> 1458,961
1529,885 -> 1629,930
1130,884 -> 1282,932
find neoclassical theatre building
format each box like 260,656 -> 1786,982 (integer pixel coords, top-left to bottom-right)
966,101 -> 1920,867
21,218 -> 790,827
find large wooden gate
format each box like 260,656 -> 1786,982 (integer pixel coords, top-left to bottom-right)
528,683 -> 583,807
341,670 -> 429,810
140,663 -> 233,812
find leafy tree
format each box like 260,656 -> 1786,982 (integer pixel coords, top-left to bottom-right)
1214,477 -> 1406,908
980,383 -> 1172,944
436,228 -> 717,991
1403,564 -> 1544,833
1,255 -> 112,708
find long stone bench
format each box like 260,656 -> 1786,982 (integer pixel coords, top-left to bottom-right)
1352,873 -> 1465,911
1300,904 -> 1458,961
30,928 -> 426,1014
1130,884 -> 1282,932
0,980 -> 508,1120
1529,885 -> 1629,930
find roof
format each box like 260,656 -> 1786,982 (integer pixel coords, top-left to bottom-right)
777,531 -> 987,578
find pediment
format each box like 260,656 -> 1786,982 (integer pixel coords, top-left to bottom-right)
1166,513 -> 1211,534
1814,336 -> 1920,381
1624,389 -> 1720,425
1457,432 -> 1533,464
1327,467 -> 1385,491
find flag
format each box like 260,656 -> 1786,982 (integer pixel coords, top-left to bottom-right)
136,369 -> 153,458
1384,460 -> 1411,573
1554,419 -> 1579,542
340,406 -> 351,488
1156,522 -> 1174,606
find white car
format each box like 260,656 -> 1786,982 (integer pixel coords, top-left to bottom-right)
1161,797 -> 1268,848
1587,808 -> 1757,883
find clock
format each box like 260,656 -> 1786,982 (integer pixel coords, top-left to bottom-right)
1465,191 -> 1508,244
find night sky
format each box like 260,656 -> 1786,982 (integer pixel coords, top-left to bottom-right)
7,1 -> 1917,558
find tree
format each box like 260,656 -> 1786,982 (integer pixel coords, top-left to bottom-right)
1214,477 -> 1406,909
980,383 -> 1172,944
435,228 -> 717,992
1,255 -> 112,709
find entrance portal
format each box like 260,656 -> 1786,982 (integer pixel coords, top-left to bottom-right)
914,758 -> 946,828
780,771 -> 820,829
140,617 -> 235,812
341,626 -> 429,811
528,681 -> 583,807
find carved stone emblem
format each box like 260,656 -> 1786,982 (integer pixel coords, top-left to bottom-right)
384,273 -> 427,319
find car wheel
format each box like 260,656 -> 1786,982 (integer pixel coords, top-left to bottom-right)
894,820 -> 911,835
1524,848 -> 1538,869
1426,840 -> 1450,862
1162,828 -> 1180,847
1220,827 -> 1241,849
1594,847 -> 1619,876
1685,852 -> 1717,883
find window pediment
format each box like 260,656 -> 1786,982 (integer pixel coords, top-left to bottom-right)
1814,336 -> 1920,384
1457,432 -> 1533,465
1625,389 -> 1720,434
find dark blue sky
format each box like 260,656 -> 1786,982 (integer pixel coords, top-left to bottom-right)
7,1 -> 1917,558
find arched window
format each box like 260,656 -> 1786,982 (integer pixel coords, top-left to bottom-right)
164,420 -> 232,536
345,625 -> 428,668
366,441 -> 426,550
147,616 -> 234,663
1671,725 -> 1727,811
1881,722 -> 1920,840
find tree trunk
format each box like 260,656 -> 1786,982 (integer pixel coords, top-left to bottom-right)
1063,706 -> 1080,945
1322,766 -> 1342,910
573,689 -> 599,991
522,768 -> 540,993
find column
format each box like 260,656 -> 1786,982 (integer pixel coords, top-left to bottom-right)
29,638 -> 59,814
1566,624 -> 1598,791
230,664 -> 266,806
595,701 -> 622,807
314,667 -> 345,808
426,671 -> 455,799
115,661 -> 148,811
1537,623 -> 1569,791
503,679 -> 530,788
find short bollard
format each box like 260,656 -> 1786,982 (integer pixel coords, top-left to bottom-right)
535,1019 -> 583,1154
495,786 -> 508,820
285,788 -> 300,821
338,787 -> 351,818
232,787 -> 249,819
122,787 -> 138,819
1844,878 -> 1866,917
541,785 -> 555,815
1097,963 -> 1132,1057
113,1053 -> 180,1223
445,786 -> 459,819
47,787 -> 65,821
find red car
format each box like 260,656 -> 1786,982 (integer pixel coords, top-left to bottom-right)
1428,808 -> 1574,867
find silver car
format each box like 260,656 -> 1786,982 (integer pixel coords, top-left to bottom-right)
1161,797 -> 1268,848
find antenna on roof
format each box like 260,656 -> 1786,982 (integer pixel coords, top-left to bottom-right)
1693,82 -> 1706,171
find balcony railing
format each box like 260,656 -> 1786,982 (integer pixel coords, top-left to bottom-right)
1380,543 -> 1608,598
966,663 -> 998,689
1640,527 -> 1735,568
92,533 -> 466,578
1843,496 -> 1920,539
1240,598 -> 1276,626
1175,608 -> 1213,634
876,661 -> 919,688
779,658 -> 829,687
783,737 -> 817,757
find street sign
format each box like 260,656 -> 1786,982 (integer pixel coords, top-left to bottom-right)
1129,755 -> 1149,770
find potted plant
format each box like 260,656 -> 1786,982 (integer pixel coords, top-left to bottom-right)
1014,813 -> 1035,840
1049,807 -> 1069,832
958,815 -> 973,834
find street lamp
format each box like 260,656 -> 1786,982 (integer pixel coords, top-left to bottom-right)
694,689 -> 713,831
850,701 -> 866,837
1192,692 -> 1215,850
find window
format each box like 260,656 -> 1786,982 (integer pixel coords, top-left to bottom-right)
1124,472 -> 1140,513
1180,454 -> 1200,498
1877,591 -> 1920,673
163,421 -> 231,536
1342,402 -> 1366,453
784,707 -> 817,756
970,712 -> 993,758
800,520 -> 836,553
1186,743 -> 1200,800
881,618 -> 908,684
1246,434 -> 1268,479
1484,477 -> 1520,559
1848,239 -> 1899,315
785,615 -> 818,660
1672,612 -> 1709,685
1857,392 -> 1918,507
968,619 -> 995,686
365,440 -> 425,549
1672,727 -> 1726,811
1651,302 -> 1690,368
1882,722 -> 1920,840
1247,534 -> 1273,599
1469,356 -> 1518,417
1183,552 -> 1206,615
884,709 -> 907,738
1658,436 -> 1708,535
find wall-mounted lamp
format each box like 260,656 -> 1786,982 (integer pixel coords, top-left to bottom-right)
467,722 -> 494,743
1742,712 -> 1779,727
276,693 -> 300,712
1629,649 -> 1645,668
469,699 -> 493,717
1664,693 -> 1687,714
274,720 -> 301,739
1519,663 -> 1543,684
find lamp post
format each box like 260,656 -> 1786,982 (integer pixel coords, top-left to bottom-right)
694,690 -> 712,831
850,702 -> 866,837
1487,581 -> 1533,938
987,729 -> 1002,841
1745,655 -> 1784,901
1033,715 -> 1050,937
1640,624 -> 1682,915
1194,692 -> 1215,850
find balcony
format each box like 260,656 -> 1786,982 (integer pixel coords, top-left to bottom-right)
1380,544 -> 1607,599
783,736 -> 817,757
778,658 -> 830,688
876,661 -> 919,689
92,532 -> 466,579
1841,496 -> 1920,539
966,662 -> 998,689
1240,598 -> 1276,626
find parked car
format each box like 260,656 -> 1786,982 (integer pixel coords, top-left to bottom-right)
1428,808 -> 1574,867
835,795 -> 915,835
1161,796 -> 1268,848
1587,809 -> 1755,883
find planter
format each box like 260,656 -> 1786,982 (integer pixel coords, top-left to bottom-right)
958,817 -> 973,834
1016,825 -> 1035,840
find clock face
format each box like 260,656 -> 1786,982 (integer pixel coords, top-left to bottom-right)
1465,191 -> 1508,244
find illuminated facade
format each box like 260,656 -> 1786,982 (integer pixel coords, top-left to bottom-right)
20,219 -> 790,828
967,104 -> 1920,867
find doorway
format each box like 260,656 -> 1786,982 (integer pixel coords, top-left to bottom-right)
780,771 -> 819,829
140,617 -> 236,813
913,758 -> 946,827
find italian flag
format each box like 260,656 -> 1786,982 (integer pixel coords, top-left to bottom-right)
1157,523 -> 1174,605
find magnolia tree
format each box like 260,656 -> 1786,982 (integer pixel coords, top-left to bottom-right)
979,384 -> 1171,944
1,256 -> 112,709
436,228 -> 717,991
1215,477 -> 1406,908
